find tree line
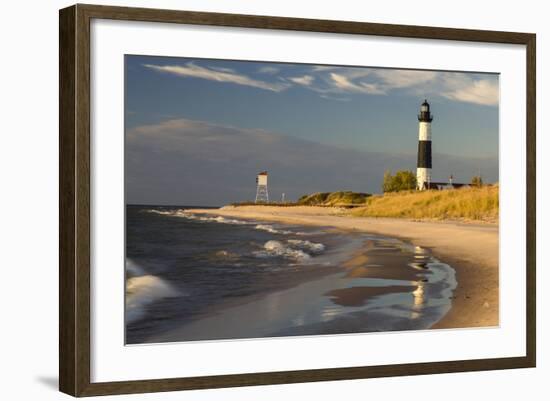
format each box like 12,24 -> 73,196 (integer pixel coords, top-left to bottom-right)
382,170 -> 484,193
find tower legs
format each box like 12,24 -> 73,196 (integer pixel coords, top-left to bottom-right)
255,184 -> 269,203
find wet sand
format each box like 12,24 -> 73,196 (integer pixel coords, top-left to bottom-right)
150,238 -> 453,343
327,285 -> 416,307
186,206 -> 499,330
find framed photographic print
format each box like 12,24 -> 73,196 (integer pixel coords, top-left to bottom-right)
59,4 -> 536,397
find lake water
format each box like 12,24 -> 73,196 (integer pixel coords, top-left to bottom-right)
126,205 -> 457,344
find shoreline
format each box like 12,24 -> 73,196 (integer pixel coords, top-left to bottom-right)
186,205 -> 499,329
148,236 -> 451,343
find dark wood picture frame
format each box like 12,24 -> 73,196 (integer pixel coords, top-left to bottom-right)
59,3 -> 536,397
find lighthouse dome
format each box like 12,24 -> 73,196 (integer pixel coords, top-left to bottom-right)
418,99 -> 433,122
421,99 -> 430,112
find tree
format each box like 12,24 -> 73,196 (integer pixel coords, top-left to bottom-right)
382,170 -> 417,193
471,175 -> 483,187
382,170 -> 394,193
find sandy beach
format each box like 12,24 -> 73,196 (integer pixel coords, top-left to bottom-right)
186,205 -> 499,330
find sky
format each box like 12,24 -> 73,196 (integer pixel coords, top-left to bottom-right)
125,55 -> 499,206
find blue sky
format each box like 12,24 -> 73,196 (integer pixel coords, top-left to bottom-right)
125,55 -> 499,205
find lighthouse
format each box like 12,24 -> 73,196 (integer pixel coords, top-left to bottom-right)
416,99 -> 433,190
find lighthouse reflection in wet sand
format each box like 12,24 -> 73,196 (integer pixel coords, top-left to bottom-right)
417,99 -> 433,190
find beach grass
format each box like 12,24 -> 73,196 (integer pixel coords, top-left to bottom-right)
231,191 -> 371,207
298,191 -> 371,206
351,185 -> 499,221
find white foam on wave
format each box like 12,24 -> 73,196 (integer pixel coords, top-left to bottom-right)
253,240 -> 311,261
147,209 -> 251,226
146,209 -> 174,216
146,210 -> 324,237
200,215 -> 249,225
125,259 -> 180,324
126,259 -> 145,277
253,239 -> 326,261
254,224 -> 293,235
287,239 -> 326,253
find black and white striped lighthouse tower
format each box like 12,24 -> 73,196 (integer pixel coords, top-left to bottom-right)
416,99 -> 433,190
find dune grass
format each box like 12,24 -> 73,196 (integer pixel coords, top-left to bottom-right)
230,191 -> 371,207
351,185 -> 499,222
298,191 -> 371,206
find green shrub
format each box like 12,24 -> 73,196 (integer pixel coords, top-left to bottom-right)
382,170 -> 417,192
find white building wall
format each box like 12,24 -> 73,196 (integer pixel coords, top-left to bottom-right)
257,175 -> 268,186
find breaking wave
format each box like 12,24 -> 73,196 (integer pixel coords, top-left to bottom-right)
125,259 -> 180,324
146,209 -> 175,216
253,239 -> 326,261
146,209 -> 250,225
146,209 -> 315,236
254,224 -> 293,235
287,239 -> 326,253
190,215 -> 249,225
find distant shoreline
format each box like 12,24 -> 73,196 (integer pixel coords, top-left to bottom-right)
186,205 -> 499,330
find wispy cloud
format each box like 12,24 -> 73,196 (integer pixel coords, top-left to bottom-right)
143,63 -> 290,92
300,66 -> 498,106
288,75 -> 315,86
329,73 -> 386,94
311,66 -> 340,72
143,61 -> 498,106
210,66 -> 236,73
440,75 -> 499,106
258,66 -> 280,74
372,69 -> 438,89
